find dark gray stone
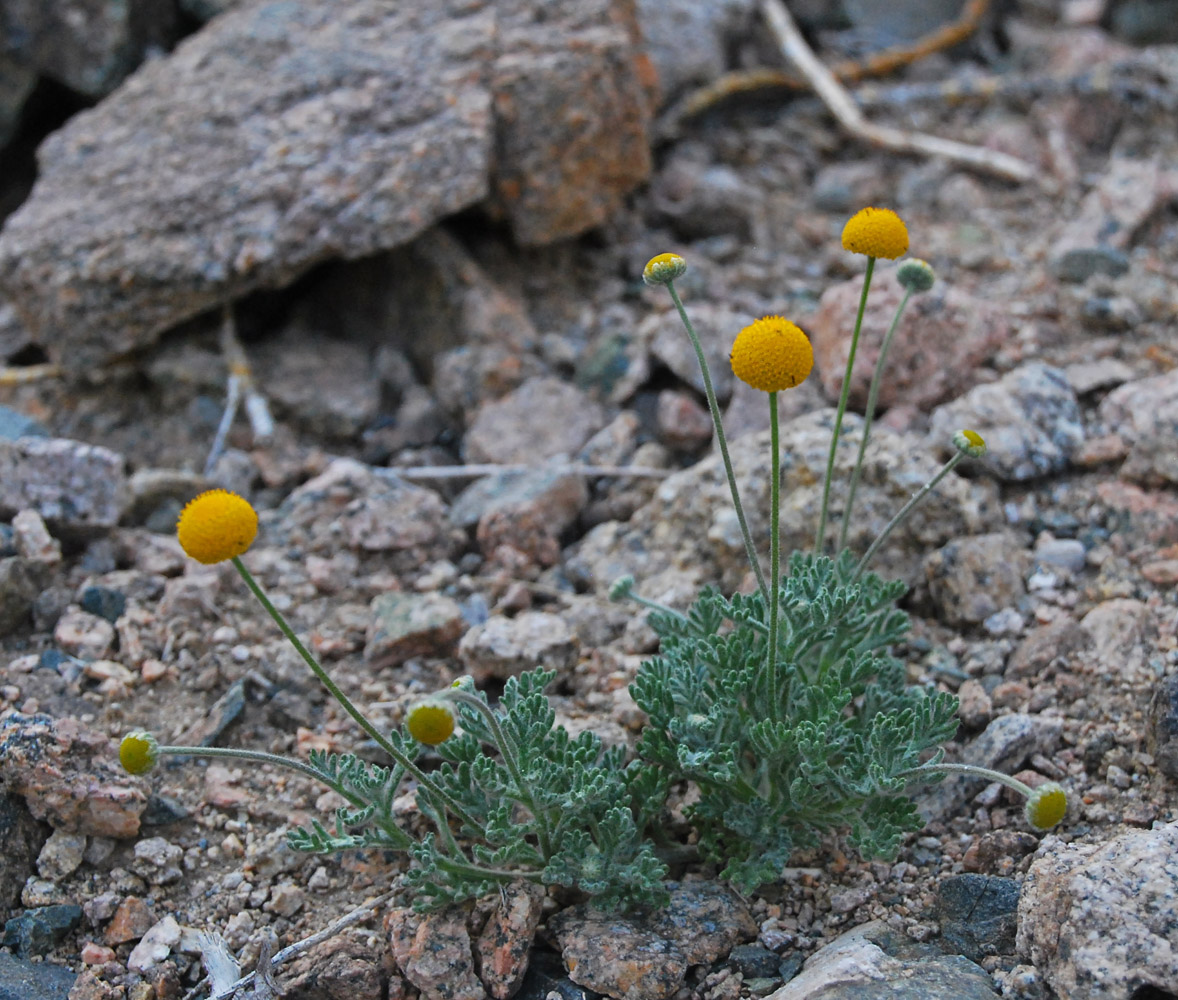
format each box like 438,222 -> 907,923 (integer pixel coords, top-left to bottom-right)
0,0 -> 177,97
1052,246 -> 1131,282
79,585 -> 126,624
935,874 -> 1020,963
726,943 -> 782,979
140,794 -> 190,827
0,794 -> 45,919
1148,673 -> 1178,780
0,557 -> 47,635
0,951 -> 76,1000
515,948 -> 602,1000
2,904 -> 82,958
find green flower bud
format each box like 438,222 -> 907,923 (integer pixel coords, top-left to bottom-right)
642,253 -> 687,287
609,575 -> 635,602
120,731 -> 160,775
1024,781 -> 1067,830
897,258 -> 936,293
953,428 -> 987,459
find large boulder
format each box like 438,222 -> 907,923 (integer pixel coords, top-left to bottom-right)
0,0 -> 653,375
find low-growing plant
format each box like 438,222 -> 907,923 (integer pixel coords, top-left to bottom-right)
122,208 -> 1066,913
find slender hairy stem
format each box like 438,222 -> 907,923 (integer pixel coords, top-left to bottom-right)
767,391 -> 781,721
897,761 -> 1034,799
852,452 -> 964,580
840,286 -> 912,551
816,255 -> 875,554
230,557 -> 481,831
445,689 -> 553,858
666,281 -> 767,596
627,590 -> 688,622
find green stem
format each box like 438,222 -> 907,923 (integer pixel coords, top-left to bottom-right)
767,391 -> 781,721
840,286 -> 912,551
155,743 -> 413,848
816,255 -> 876,555
627,590 -> 688,622
897,761 -> 1034,800
666,281 -> 767,596
445,689 -> 553,859
230,557 -> 481,832
852,452 -> 964,581
434,855 -> 545,884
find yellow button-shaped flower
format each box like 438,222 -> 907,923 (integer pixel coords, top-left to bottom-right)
842,207 -> 909,259
730,316 -> 814,392
407,699 -> 456,746
177,489 -> 258,564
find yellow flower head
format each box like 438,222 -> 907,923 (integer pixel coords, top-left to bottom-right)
1024,781 -> 1067,831
406,698 -> 456,746
841,207 -> 909,259
642,252 -> 687,287
177,489 -> 258,564
119,731 -> 159,775
730,316 -> 814,393
953,428 -> 987,459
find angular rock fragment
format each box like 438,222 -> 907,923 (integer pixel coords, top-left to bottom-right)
0,0 -> 652,374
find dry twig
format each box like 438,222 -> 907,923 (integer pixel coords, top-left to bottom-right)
183,890 -> 396,1000
394,463 -> 672,480
205,307 -> 274,476
0,362 -> 63,385
758,0 -> 1035,183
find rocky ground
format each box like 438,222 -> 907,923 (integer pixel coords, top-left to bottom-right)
1,1 -> 1178,999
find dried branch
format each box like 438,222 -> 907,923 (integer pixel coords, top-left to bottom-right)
758,0 -> 1035,183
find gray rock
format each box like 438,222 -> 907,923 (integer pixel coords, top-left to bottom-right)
279,459 -> 456,572
252,326 -> 380,439
388,905 -> 484,1000
570,410 -> 1000,595
0,58 -> 36,149
1018,823 -> 1178,1000
0,794 -> 45,919
935,874 -> 1019,963
0,437 -> 127,530
656,389 -> 713,452
474,473 -> 589,570
463,377 -> 608,465
2,904 -> 81,959
917,713 -> 1063,824
0,0 -> 176,97
651,158 -> 766,242
35,830 -> 86,883
0,713 -> 148,839
1005,618 -> 1091,679
0,950 -> 76,1000
458,611 -> 578,682
364,591 -> 466,670
1098,369 -> 1178,445
927,363 -> 1085,481
0,557 -> 48,635
811,278 -> 1010,414
1049,157 -> 1174,281
1032,537 -> 1086,575
548,882 -> 755,1000
763,921 -> 998,999
1079,598 -> 1152,683
634,0 -> 754,99
474,881 -> 545,1000
648,303 -> 745,404
0,0 -> 652,375
924,532 -> 1030,627
1149,673 -> 1178,780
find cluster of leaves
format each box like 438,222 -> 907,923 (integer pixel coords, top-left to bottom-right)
629,550 -> 959,891
286,552 -> 958,910
288,670 -> 669,911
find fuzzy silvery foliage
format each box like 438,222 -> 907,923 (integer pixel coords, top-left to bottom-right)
288,669 -> 668,911
630,550 -> 960,891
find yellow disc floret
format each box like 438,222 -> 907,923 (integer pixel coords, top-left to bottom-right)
119,731 -> 160,775
177,489 -> 258,564
841,207 -> 909,259
406,699 -> 456,746
1024,782 -> 1067,830
953,428 -> 988,459
730,316 -> 814,392
643,252 -> 687,287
